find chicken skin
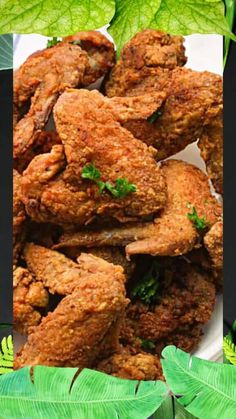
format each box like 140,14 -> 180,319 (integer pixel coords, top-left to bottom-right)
15,248 -> 128,369
56,160 -> 222,258
20,90 -> 167,226
14,32 -> 115,171
105,30 -> 223,194
13,170 -> 26,266
13,267 -> 49,335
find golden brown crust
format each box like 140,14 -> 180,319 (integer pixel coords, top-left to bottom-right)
204,220 -> 223,270
13,170 -> 26,266
14,251 -> 128,369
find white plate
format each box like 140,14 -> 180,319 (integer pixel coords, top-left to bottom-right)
14,30 -> 223,362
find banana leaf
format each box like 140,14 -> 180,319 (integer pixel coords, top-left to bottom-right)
161,345 -> 236,419
224,0 -> 236,67
0,34 -> 12,70
0,366 -> 168,418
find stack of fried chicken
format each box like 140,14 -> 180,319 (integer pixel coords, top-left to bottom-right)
13,30 -> 223,380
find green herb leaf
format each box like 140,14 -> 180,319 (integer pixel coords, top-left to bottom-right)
140,338 -> 156,350
150,0 -> 236,41
81,163 -> 101,181
0,366 -> 168,418
0,335 -> 13,375
147,109 -> 162,124
0,0 -> 115,36
108,0 -> 161,56
105,178 -> 137,198
0,34 -> 12,71
187,205 -> 209,230
47,37 -> 61,48
224,0 -> 236,68
131,261 -> 160,304
162,345 -> 236,419
223,336 -> 236,365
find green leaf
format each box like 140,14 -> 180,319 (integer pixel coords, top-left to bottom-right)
0,0 -> 115,36
81,163 -> 101,181
140,338 -> 156,350
0,335 -> 13,375
0,366 -> 168,418
187,205 -> 209,230
105,178 -> 137,198
153,396 -> 174,418
150,0 -> 236,40
108,0 -> 162,56
223,337 -> 236,366
131,260 -> 160,304
161,345 -> 236,419
224,0 -> 236,68
173,399 -> 197,419
0,34 -> 12,70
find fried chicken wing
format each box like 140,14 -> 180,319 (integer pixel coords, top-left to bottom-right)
15,251 -> 128,369
56,160 -> 222,258
20,90 -> 167,226
204,219 -> 223,270
13,267 -> 49,335
105,30 -> 223,193
14,33 -> 115,171
13,170 -> 26,266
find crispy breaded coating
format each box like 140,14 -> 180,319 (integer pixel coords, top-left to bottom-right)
105,29 -> 186,97
63,31 -> 115,84
15,252 -> 128,369
204,220 -> 223,270
121,260 -> 216,354
13,267 -> 49,335
20,90 -> 167,226
97,350 -> 163,381
56,160 -> 222,258
13,170 -> 26,266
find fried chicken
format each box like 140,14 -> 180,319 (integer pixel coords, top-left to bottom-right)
15,250 -> 128,369
14,32 -> 115,171
20,90 -> 167,226
120,259 -> 216,354
105,30 -> 223,194
56,160 -> 222,258
13,267 -> 49,335
204,220 -> 223,270
97,350 -> 163,381
13,170 -> 26,266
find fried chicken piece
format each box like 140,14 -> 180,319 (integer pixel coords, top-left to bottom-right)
14,33 -> 114,170
13,267 -> 49,335
20,90 -> 167,226
56,160 -> 222,258
97,350 -> 163,381
15,251 -> 128,369
105,30 -> 222,193
121,259 -> 216,354
204,220 -> 223,270
105,29 -> 187,97
63,31 -> 115,84
13,170 -> 26,266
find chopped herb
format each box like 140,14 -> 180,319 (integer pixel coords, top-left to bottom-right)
81,163 -> 136,199
47,37 -> 61,48
81,163 -> 101,181
131,261 -> 160,305
105,178 -> 137,198
140,338 -> 155,350
147,109 -> 162,124
187,205 -> 209,230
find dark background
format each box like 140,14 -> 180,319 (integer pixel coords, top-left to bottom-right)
0,36 -> 235,339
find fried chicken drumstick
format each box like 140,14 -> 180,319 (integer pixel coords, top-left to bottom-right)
15,246 -> 128,369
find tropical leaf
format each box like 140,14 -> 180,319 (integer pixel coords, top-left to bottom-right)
0,0 -> 115,36
0,335 -> 13,374
153,396 -> 174,418
0,34 -> 12,70
162,345 -> 236,419
224,0 -> 236,68
173,399 -> 197,419
0,366 -> 168,418
223,337 -> 236,365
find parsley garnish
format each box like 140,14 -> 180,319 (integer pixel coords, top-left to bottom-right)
131,261 -> 160,305
147,109 -> 162,124
47,37 -> 61,48
140,338 -> 155,350
187,205 -> 209,230
81,163 -> 136,199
